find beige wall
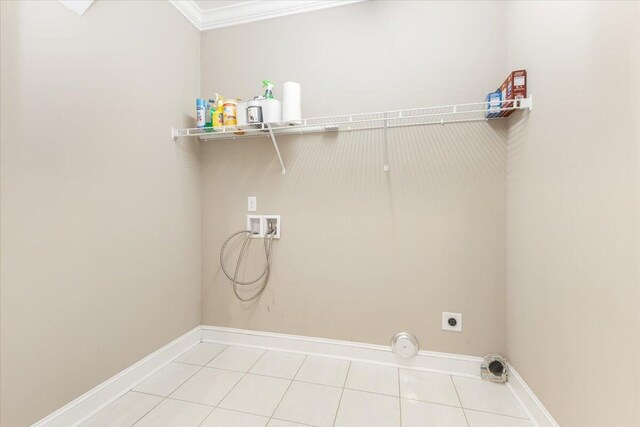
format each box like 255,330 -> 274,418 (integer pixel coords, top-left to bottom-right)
0,1 -> 201,426
3,2 -> 638,426
200,1 -> 509,356
505,2 -> 640,426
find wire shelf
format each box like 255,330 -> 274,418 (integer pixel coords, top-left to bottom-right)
171,97 -> 532,175
172,97 -> 532,142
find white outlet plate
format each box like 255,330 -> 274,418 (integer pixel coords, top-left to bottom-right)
442,312 -> 462,332
248,196 -> 257,212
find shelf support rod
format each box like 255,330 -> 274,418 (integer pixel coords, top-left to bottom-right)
268,126 -> 287,175
383,115 -> 390,172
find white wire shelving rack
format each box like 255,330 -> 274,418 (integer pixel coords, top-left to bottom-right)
172,97 -> 532,175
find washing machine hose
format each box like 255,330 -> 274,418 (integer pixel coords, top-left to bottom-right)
220,230 -> 276,302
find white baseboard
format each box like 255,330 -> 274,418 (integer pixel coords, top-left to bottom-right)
201,325 -> 483,378
34,325 -> 557,427
507,364 -> 560,427
33,326 -> 202,427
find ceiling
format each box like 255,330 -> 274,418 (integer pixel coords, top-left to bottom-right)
169,0 -> 366,31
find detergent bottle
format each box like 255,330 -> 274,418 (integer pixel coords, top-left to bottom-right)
213,94 -> 225,128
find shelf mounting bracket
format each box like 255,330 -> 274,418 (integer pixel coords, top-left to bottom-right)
383,114 -> 390,172
267,126 -> 287,175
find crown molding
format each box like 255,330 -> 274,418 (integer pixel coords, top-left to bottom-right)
58,0 -> 95,16
169,0 -> 366,31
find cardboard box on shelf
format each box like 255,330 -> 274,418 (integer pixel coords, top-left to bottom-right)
499,69 -> 527,117
485,90 -> 502,118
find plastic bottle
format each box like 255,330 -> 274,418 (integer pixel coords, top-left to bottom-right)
213,94 -> 224,128
262,80 -> 275,99
205,99 -> 213,128
223,99 -> 238,126
196,98 -> 206,128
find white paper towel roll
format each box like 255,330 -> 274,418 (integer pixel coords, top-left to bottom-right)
282,81 -> 301,125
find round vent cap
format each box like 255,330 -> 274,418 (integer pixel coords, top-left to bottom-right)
390,332 -> 419,359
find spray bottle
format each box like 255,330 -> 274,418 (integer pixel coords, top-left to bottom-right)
206,98 -> 215,128
213,94 -> 225,128
196,98 -> 207,128
262,80 -> 275,99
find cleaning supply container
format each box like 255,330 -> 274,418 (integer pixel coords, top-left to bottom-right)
223,99 -> 237,126
247,100 -> 263,125
213,96 -> 224,128
258,98 -> 282,124
207,99 -> 216,127
196,98 -> 207,128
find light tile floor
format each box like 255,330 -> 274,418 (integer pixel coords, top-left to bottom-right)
81,343 -> 534,427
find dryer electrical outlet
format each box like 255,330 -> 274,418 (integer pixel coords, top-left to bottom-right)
442,312 -> 462,332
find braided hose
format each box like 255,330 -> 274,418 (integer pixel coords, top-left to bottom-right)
220,230 -> 276,302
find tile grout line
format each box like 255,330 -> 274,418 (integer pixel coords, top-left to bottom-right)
462,407 -> 534,421
133,385 -> 479,414
131,361 -> 207,426
180,356 -> 422,397
97,344 -> 528,427
448,374 -> 533,421
176,344 -> 230,367
397,396 -> 463,410
164,396 -> 214,407
195,406 -> 216,427
331,361 -> 351,427
187,362 -> 347,389
196,350 -> 268,425
195,344 -> 269,426
200,347 -> 276,423
86,392 -> 164,427
202,338 -> 481,380
193,346 -> 258,427
133,344 -> 231,427
191,404 -> 215,427
270,416 -> 317,427
245,347 -> 269,374
199,406 -> 272,426
206,345 -> 266,371
450,375 -> 470,427
342,386 -> 399,399
268,354 -> 308,423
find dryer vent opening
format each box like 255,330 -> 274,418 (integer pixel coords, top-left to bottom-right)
481,354 -> 508,383
489,360 -> 505,376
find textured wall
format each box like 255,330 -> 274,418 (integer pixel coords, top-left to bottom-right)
505,2 -> 640,426
0,1 -> 201,425
200,1 -> 509,357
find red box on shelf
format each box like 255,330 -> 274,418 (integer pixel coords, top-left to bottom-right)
499,70 -> 527,117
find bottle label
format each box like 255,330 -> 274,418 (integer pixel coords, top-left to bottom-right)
223,105 -> 237,125
196,107 -> 205,127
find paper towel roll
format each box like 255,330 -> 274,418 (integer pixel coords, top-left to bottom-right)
282,81 -> 301,125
